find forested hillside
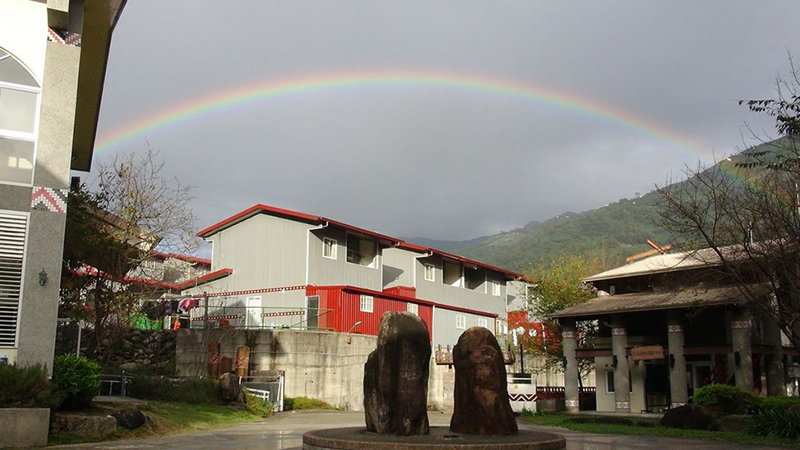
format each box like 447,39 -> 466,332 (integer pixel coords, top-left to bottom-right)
450,190 -> 672,272
435,138 -> 788,272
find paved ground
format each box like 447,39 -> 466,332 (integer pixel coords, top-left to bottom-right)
56,410 -> 785,450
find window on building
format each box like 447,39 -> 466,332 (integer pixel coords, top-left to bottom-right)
347,234 -> 376,267
0,48 -> 39,186
407,303 -> 418,315
465,267 -> 484,290
0,212 -> 27,347
360,294 -> 373,313
322,237 -> 337,260
455,314 -> 466,329
478,317 -> 488,329
424,263 -> 435,282
443,260 -> 462,287
491,280 -> 501,296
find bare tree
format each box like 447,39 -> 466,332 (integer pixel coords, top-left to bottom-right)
61,146 -> 199,360
656,58 -> 800,352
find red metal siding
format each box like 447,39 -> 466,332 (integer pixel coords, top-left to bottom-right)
306,286 -> 433,341
383,286 -> 416,298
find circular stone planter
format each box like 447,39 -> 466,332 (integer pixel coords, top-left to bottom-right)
303,426 -> 566,450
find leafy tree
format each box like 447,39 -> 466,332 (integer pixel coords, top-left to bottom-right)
60,146 -> 198,360
522,251 -> 612,377
656,58 -> 800,353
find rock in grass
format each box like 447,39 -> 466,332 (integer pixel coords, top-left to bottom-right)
111,408 -> 146,429
219,372 -> 244,404
364,312 -> 431,435
450,327 -> 518,435
660,404 -> 719,431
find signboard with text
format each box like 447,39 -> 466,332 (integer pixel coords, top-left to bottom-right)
630,345 -> 666,361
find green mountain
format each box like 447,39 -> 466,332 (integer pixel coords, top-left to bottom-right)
450,191 -> 672,273
442,137 -> 793,273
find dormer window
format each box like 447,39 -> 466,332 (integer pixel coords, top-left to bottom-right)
323,237 -> 337,260
347,233 -> 376,267
424,263 -> 435,282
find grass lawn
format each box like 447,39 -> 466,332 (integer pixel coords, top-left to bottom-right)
49,401 -> 263,446
519,412 -> 800,448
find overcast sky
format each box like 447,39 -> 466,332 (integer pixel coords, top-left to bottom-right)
92,1 -> 800,242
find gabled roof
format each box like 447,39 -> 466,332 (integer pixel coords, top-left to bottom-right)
197,204 -> 525,280
549,283 -> 769,318
583,247 -> 727,282
197,204 -> 400,245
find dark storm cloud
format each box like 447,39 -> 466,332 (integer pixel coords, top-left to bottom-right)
95,1 -> 800,240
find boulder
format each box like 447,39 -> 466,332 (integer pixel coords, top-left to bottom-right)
364,312 -> 431,435
111,408 -> 147,430
660,404 -> 720,431
449,327 -> 518,435
219,372 -> 243,403
51,413 -> 117,436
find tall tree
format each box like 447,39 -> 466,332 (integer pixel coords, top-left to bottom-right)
61,146 -> 198,358
522,250 -> 612,376
657,58 -> 800,352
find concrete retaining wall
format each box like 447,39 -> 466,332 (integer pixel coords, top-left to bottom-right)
0,408 -> 49,448
176,329 -> 464,411
176,329 -> 376,410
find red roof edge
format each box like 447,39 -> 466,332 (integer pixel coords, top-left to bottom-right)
397,243 -> 525,280
149,250 -> 211,266
197,204 -> 522,279
197,204 -> 400,245
177,268 -> 233,290
313,285 -> 498,318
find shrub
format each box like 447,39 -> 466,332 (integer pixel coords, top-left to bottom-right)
690,384 -> 761,415
128,376 -> 219,404
0,364 -> 61,408
244,392 -> 273,418
759,396 -> 800,409
283,396 -> 335,411
747,406 -> 800,439
52,354 -> 102,409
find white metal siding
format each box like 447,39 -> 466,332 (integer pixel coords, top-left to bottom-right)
0,212 -> 27,347
432,307 -> 495,349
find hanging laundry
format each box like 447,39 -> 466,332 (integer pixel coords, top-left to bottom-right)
178,298 -> 197,314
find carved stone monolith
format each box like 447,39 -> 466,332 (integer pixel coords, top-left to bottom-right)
364,312 -> 431,435
450,326 -> 518,435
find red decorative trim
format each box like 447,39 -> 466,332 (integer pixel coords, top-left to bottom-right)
261,310 -> 304,318
191,314 -> 240,322
31,187 -> 68,213
202,284 -> 305,298
47,28 -> 81,46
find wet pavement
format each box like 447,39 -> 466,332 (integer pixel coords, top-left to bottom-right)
54,410 -> 784,450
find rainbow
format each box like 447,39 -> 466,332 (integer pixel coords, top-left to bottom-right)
95,70 -> 711,159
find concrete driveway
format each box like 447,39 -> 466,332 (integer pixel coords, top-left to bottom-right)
56,410 -> 785,450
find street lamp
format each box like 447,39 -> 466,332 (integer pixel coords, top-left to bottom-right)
346,321 -> 363,344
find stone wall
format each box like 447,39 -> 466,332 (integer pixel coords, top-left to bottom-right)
55,324 -> 176,372
176,329 -> 376,411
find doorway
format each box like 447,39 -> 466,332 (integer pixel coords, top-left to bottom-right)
645,363 -> 670,412
306,296 -> 319,330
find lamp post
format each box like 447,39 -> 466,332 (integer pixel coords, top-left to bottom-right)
346,321 -> 363,344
